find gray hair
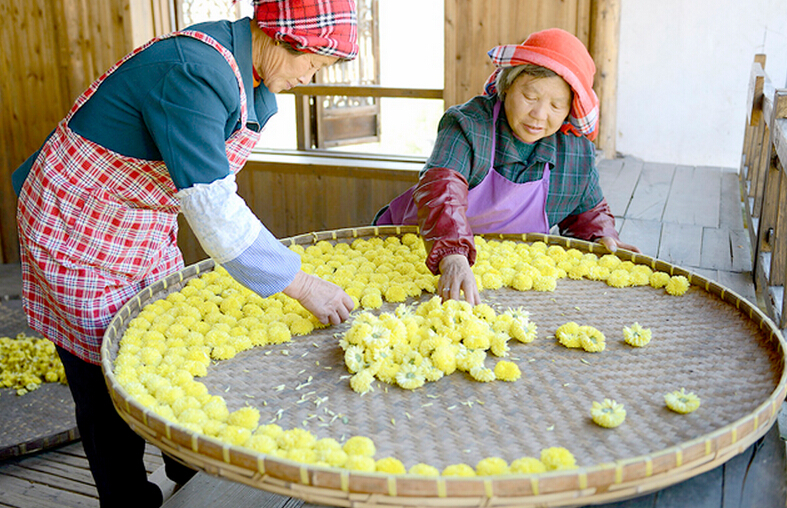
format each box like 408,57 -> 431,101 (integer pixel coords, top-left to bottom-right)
495,64 -> 560,100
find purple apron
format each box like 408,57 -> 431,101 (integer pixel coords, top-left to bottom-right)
377,101 -> 550,234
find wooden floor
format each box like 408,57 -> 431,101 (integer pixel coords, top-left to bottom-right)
0,442 -> 165,508
0,156 -> 779,508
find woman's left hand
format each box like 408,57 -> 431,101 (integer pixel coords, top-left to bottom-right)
597,236 -> 641,254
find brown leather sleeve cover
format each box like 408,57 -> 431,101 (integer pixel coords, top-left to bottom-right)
558,197 -> 620,242
413,167 -> 477,275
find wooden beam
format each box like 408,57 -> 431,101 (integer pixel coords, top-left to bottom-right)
285,84 -> 443,99
589,0 -> 620,159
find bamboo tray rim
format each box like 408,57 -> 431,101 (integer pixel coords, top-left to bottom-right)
100,226 -> 787,507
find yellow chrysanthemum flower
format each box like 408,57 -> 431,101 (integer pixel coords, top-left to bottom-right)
396,363 -> 426,390
343,436 -> 377,457
590,398 -> 626,428
649,271 -> 671,289
267,322 -> 291,345
442,463 -> 476,477
540,447 -> 577,470
579,326 -> 606,353
510,272 -> 534,291
489,333 -> 510,357
494,360 -> 522,381
598,254 -> 621,271
376,457 -> 406,474
665,388 -> 701,414
532,274 -> 557,292
567,263 -> 590,280
665,275 -> 690,296
510,457 -> 547,474
277,428 -> 316,451
556,322 -> 582,348
218,425 -> 251,446
344,345 -> 365,374
350,369 -> 375,395
473,304 -> 496,321
476,457 -> 510,476
255,423 -> 283,438
481,272 -> 504,290
409,463 -> 440,476
623,323 -> 652,347
227,406 -> 260,430
246,434 -> 278,454
470,365 -> 496,382
360,292 -> 384,309
384,285 -> 408,303
587,265 -> 610,281
606,269 -> 631,288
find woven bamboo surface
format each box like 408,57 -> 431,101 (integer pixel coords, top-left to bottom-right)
101,226 -> 787,507
0,298 -> 78,460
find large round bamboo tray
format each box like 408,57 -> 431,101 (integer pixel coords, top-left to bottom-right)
0,298 -> 78,459
101,226 -> 787,508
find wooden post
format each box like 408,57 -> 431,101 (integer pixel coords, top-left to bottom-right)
766,91 -> 787,288
589,0 -> 620,159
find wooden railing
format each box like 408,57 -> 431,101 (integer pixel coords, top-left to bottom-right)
740,54 -> 787,328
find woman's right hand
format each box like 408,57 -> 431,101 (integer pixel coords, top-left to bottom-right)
437,254 -> 480,305
283,270 -> 354,325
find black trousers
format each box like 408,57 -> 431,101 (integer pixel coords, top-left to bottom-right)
57,346 -> 197,507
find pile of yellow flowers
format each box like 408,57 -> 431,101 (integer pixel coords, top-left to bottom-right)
289,235 -> 690,312
0,333 -> 67,395
341,297 -> 529,394
114,234 -> 698,476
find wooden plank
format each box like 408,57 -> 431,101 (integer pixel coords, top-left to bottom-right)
625,162 -> 675,221
286,85 -> 442,99
0,473 -> 98,508
720,168 -> 745,230
616,218 -> 661,258
768,160 -> 787,286
161,473 -> 299,508
0,463 -> 97,498
745,57 -> 766,127
597,157 -> 640,217
699,227 -> 751,273
715,270 -> 758,305
589,0 -> 620,158
722,423 -> 787,507
729,229 -> 753,273
658,222 -> 702,268
663,166 -> 721,227
701,228 -> 734,271
2,455 -> 95,487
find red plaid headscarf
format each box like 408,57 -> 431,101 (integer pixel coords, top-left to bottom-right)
484,28 -> 599,141
253,0 -> 358,60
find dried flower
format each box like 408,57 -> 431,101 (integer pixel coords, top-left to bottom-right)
590,398 -> 626,428
623,323 -> 652,347
665,388 -> 701,414
494,360 -> 521,381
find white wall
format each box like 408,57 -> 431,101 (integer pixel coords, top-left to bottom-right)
616,0 -> 787,168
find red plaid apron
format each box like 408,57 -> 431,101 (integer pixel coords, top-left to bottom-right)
17,30 -> 261,365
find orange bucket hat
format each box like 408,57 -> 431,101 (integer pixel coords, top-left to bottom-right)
484,28 -> 599,141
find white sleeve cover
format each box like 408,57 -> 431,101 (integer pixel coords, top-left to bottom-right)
176,174 -> 301,296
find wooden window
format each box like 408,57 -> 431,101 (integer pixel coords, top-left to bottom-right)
170,0 -> 443,156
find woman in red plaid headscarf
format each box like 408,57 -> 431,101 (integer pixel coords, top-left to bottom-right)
13,1 -> 356,506
376,28 -> 640,304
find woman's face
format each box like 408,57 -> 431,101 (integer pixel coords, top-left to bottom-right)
503,73 -> 572,143
260,44 -> 338,93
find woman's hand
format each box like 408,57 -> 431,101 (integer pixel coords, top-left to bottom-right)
597,236 -> 641,254
283,270 -> 354,325
437,254 -> 481,305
